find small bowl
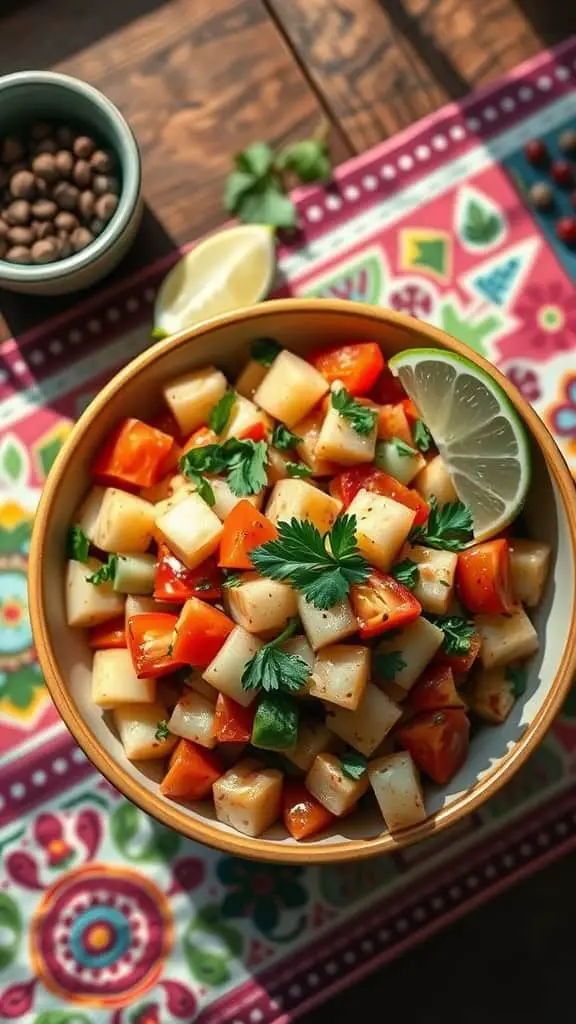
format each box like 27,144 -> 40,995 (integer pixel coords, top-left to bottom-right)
29,299 -> 576,863
0,71 -> 142,295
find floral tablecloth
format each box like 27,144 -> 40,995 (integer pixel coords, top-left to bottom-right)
1,37 -> 576,1024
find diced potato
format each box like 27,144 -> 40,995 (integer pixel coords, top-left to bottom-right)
203,626 -> 261,706
293,410 -> 340,476
266,479 -> 341,534
153,482 -> 197,521
414,455 -> 458,506
310,644 -> 370,710
267,447 -> 294,484
374,617 -> 444,695
378,679 -> 408,703
185,670 -> 219,703
282,636 -> 314,697
325,682 -> 401,756
467,665 -> 518,724
403,543 -> 457,614
80,486 -> 156,553
213,758 -> 282,836
306,752 -> 369,816
163,366 -> 227,435
140,473 -> 186,504
221,395 -> 271,441
316,399 -> 378,465
509,539 -> 551,608
155,491 -> 223,569
92,649 -> 155,708
347,489 -> 415,572
225,574 -> 298,635
209,478 -> 264,521
254,349 -> 329,428
235,358 -> 268,400
374,440 -> 426,485
168,691 -> 217,748
476,605 -> 539,669
285,720 -> 338,771
66,558 -> 124,628
368,752 -> 427,831
297,593 -> 358,651
113,702 -> 177,761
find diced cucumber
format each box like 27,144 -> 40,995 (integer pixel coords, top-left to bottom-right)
251,693 -> 299,751
113,553 -> 157,594
374,439 -> 424,485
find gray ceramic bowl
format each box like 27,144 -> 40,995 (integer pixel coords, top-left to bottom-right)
0,71 -> 143,295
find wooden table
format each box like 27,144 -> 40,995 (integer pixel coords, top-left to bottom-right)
0,0 -> 572,337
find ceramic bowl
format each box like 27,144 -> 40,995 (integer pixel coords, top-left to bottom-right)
0,71 -> 142,295
29,299 -> 576,863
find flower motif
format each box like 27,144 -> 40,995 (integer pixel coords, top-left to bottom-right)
547,374 -> 576,440
388,282 -> 434,320
498,282 -> 576,363
505,365 -> 542,403
34,813 -> 75,868
217,857 -> 308,935
0,555 -> 32,656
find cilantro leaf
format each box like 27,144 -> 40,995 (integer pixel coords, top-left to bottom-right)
331,388 -> 377,436
409,498 -> 474,551
286,462 -> 312,478
373,649 -> 407,680
272,423 -> 302,450
86,554 -> 117,586
391,436 -> 418,458
340,749 -> 368,780
155,720 -> 170,742
390,558 -> 420,590
67,525 -> 90,563
242,617 -> 310,693
252,337 -> 282,367
251,514 -> 369,610
428,614 -> 475,655
235,142 -> 274,178
185,469 -> 215,507
209,390 -> 236,434
180,439 -> 268,497
276,139 -> 331,182
222,571 -> 243,589
506,664 -> 528,698
240,186 -> 297,229
413,419 -> 433,453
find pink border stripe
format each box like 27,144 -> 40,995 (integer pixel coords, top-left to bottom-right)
0,731 -> 93,828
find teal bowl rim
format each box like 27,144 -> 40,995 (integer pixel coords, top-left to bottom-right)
0,70 -> 142,283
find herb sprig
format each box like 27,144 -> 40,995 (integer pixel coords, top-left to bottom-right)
86,554 -> 117,586
340,750 -> 368,780
155,721 -> 170,742
272,424 -> 302,450
331,388 -> 377,436
428,614 -> 475,655
390,559 -> 420,590
180,439 -> 268,498
413,419 -> 433,453
391,437 -> 418,458
409,498 -> 474,551
373,650 -> 407,681
209,390 -> 236,434
251,514 -> 369,610
252,337 -> 281,367
242,616 -> 310,694
506,664 -> 528,698
68,525 -> 90,563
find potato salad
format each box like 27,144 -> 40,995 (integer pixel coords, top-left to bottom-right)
66,339 -> 550,840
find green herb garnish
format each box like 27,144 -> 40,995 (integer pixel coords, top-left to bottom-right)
86,554 -> 117,586
428,614 -> 475,656
180,439 -> 268,497
340,749 -> 368,780
413,419 -> 433,453
222,571 -> 243,589
209,390 -> 236,434
506,664 -> 528,698
390,558 -> 420,590
373,650 -> 407,680
251,337 -> 282,367
251,514 -> 369,610
272,423 -> 302,450
242,617 -> 310,694
391,436 -> 418,458
67,525 -> 90,563
155,720 -> 170,742
409,498 -> 474,552
331,388 -> 377,436
285,462 -> 313,478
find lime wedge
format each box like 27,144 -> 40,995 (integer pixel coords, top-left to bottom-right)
153,224 -> 276,337
388,349 -> 531,541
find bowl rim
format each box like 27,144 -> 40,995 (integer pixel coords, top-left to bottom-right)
29,298 -> 576,863
0,70 -> 141,282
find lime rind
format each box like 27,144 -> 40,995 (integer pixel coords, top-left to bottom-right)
388,348 -> 531,540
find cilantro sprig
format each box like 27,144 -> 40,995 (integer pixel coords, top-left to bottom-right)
68,525 -> 90,563
222,571 -> 243,589
286,462 -> 312,478
242,617 -> 310,694
391,437 -> 418,458
390,559 -> 420,590
180,439 -> 268,497
155,720 -> 170,742
428,614 -> 475,656
272,424 -> 302,450
331,388 -> 377,436
413,419 -> 433,453
209,390 -> 236,434
506,664 -> 528,698
252,337 -> 281,367
86,554 -> 117,586
340,749 -> 368,780
373,650 -> 407,681
251,514 -> 369,610
409,498 -> 474,552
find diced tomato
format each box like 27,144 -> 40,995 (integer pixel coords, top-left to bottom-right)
127,613 -> 182,678
409,665 -> 466,713
330,466 -> 429,526
160,739 -> 223,800
350,571 -> 421,639
172,598 -> 234,668
377,403 -> 413,444
397,709 -> 470,785
434,632 -> 481,675
282,781 -> 335,841
219,500 -> 279,570
237,421 -> 268,442
370,363 -> 406,405
401,398 -> 420,422
180,426 -> 218,457
92,418 -> 176,490
154,543 -> 222,602
310,342 -> 385,396
456,539 -> 515,615
214,694 -> 256,743
89,617 -> 126,649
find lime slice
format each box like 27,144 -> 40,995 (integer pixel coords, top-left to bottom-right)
388,348 -> 531,540
153,224 -> 276,337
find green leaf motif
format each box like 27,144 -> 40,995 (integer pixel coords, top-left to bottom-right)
463,199 -> 502,246
185,943 -> 231,986
0,436 -> 28,486
0,892 -> 22,970
0,664 -> 45,710
440,301 -> 503,357
110,802 -> 181,862
36,436 -> 65,479
183,903 -> 244,986
0,520 -> 32,555
412,238 -> 448,276
33,1014 -> 92,1024
305,252 -> 383,305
